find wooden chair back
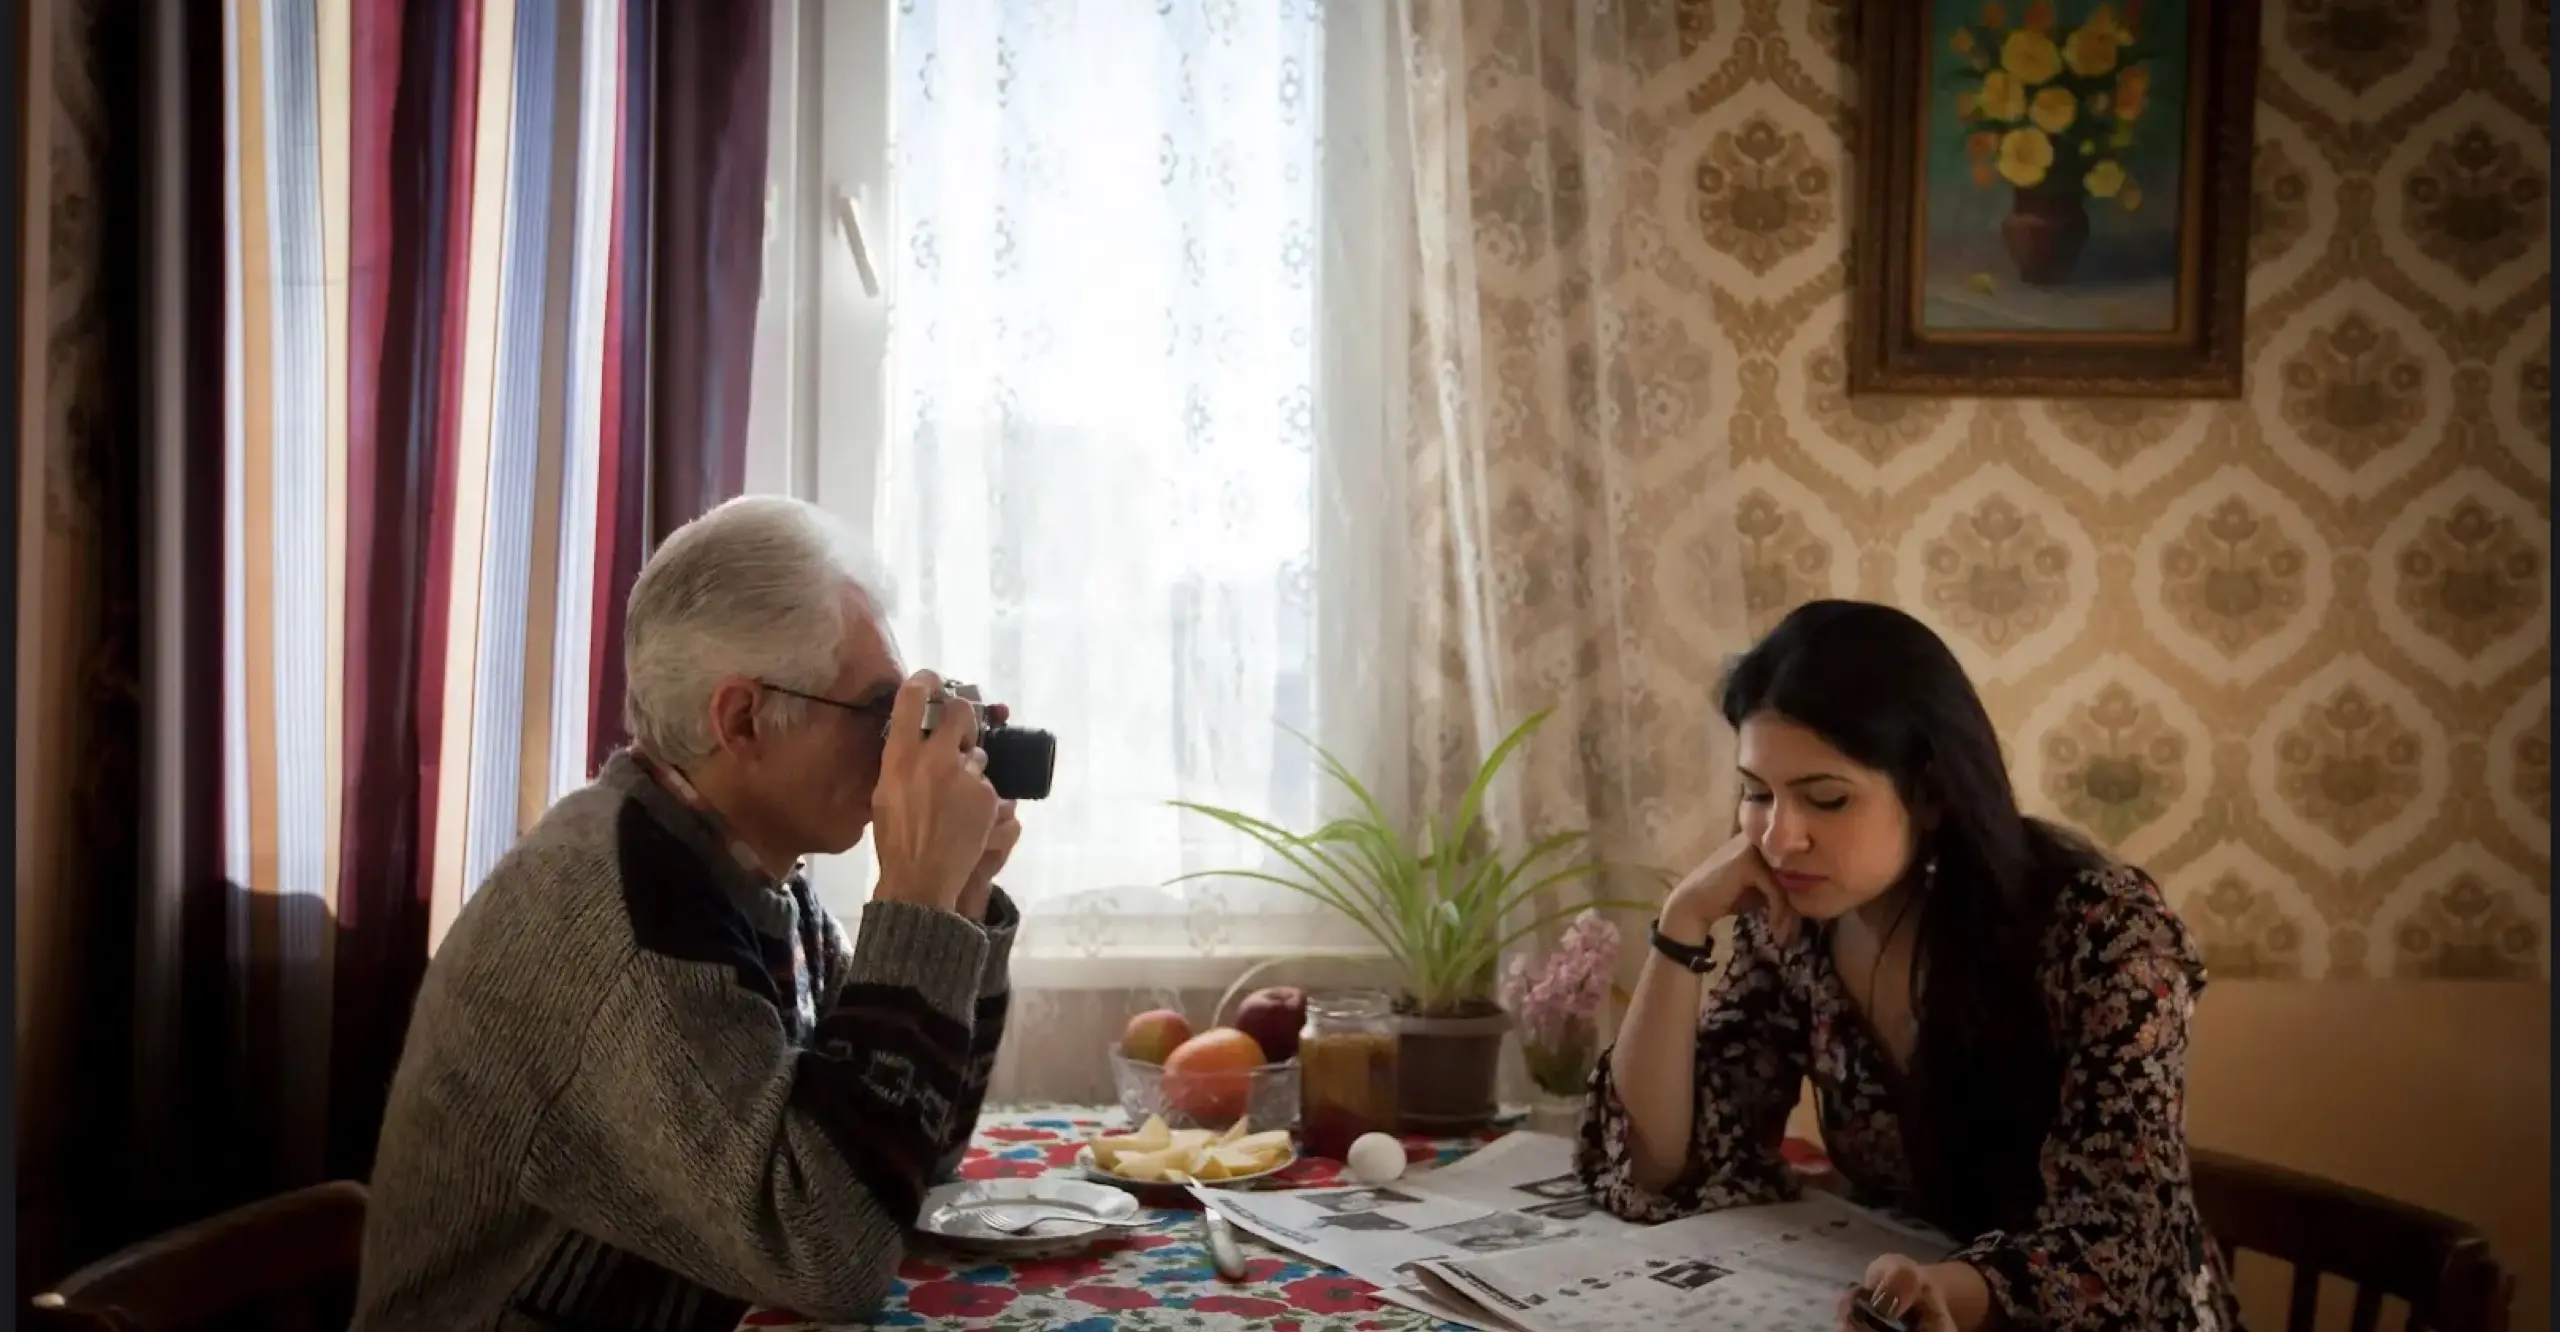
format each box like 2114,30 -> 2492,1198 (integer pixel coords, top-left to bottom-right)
26,1180 -> 369,1332
2191,1147 -> 2513,1332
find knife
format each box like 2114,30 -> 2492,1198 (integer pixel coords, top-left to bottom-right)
1198,1201 -> 1249,1282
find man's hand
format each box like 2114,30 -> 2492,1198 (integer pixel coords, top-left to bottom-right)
957,800 -> 1021,922
869,670 -> 1000,913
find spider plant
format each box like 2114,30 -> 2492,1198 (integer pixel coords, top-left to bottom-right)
1165,709 -> 1658,1017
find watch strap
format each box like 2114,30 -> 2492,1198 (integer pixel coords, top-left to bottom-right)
1648,917 -> 1718,974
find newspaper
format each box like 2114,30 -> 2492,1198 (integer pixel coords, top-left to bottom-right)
1415,1192 -> 1955,1332
1193,1131 -> 1951,1332
1192,1133 -> 1644,1329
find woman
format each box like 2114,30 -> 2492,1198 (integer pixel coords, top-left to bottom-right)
1578,600 -> 2240,1331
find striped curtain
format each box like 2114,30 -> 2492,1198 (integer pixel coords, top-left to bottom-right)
227,0 -> 651,963
122,0 -> 768,1212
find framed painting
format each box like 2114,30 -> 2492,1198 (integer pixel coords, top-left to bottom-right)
1849,0 -> 2262,398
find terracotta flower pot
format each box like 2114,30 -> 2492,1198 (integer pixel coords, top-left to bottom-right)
1394,1001 -> 1512,1133
2001,185 -> 2090,286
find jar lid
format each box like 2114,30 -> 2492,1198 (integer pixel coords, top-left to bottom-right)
1307,988 -> 1393,1019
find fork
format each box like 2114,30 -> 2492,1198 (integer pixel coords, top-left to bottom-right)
971,1206 -> 1153,1234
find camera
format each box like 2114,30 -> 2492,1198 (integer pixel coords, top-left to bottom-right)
943,681 -> 1057,802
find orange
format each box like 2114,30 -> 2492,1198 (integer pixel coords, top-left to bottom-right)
1161,1027 -> 1268,1125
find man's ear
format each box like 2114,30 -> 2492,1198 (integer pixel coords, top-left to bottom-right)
707,678 -> 763,756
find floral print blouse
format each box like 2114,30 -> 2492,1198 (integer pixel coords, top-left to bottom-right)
1577,864 -> 2242,1331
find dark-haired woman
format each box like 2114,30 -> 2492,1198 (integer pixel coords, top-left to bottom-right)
1579,599 -> 2241,1331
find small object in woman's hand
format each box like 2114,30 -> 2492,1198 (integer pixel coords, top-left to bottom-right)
1847,1286 -> 1915,1332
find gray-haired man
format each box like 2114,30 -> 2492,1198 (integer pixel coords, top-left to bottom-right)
354,495 -> 1020,1330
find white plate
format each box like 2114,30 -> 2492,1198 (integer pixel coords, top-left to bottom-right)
1075,1144 -> 1299,1190
914,1177 -> 1144,1256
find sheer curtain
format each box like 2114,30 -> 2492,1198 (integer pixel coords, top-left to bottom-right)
768,0 -> 1744,1103
801,0 -> 1409,1018
1398,0 -> 1748,1022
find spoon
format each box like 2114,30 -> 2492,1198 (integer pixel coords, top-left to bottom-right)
968,1206 -> 1154,1235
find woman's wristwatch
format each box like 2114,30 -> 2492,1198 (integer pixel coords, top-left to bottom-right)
1648,917 -> 1718,974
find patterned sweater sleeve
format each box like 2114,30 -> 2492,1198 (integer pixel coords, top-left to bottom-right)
1575,912 -> 1810,1220
519,899 -> 990,1323
815,887 -> 1020,1180
1949,868 -> 2217,1330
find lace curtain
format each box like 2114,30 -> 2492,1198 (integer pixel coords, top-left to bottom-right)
818,0 -> 1400,984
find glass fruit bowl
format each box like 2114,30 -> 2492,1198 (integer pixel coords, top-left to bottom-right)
1107,1046 -> 1302,1133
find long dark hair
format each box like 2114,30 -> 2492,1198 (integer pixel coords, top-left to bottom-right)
1719,599 -> 2103,1239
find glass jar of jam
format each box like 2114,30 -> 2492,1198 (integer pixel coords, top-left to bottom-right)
1296,989 -> 1399,1161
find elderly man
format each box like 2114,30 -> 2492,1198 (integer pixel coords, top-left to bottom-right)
352,495 -> 1021,1330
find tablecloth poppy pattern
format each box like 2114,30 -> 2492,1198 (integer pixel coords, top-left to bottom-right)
740,1106 -> 1830,1331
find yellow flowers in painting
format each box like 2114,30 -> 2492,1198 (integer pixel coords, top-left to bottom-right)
2000,27 -> 2063,86
1948,0 -> 2153,209
1997,129 -> 2056,189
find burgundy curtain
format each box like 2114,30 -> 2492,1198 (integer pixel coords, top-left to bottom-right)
589,0 -> 772,772
324,0 -> 509,1185
13,0 -> 778,1290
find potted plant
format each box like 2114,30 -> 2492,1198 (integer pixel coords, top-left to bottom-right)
1167,710 -> 1651,1132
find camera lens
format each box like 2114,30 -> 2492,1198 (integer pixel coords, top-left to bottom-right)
981,725 -> 1056,801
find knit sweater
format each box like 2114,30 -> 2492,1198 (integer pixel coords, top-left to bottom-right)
349,753 -> 1014,1331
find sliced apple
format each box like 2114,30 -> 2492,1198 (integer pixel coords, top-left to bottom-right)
1230,1129 -> 1293,1156
1088,1136 -> 1152,1168
1112,1146 -> 1180,1181
1087,1114 -> 1175,1168
1209,1144 -> 1278,1176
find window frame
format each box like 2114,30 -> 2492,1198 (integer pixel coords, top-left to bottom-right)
750,0 -> 1416,981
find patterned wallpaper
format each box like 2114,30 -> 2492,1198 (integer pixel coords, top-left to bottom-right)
1405,0 -> 2547,982
1691,0 -> 2551,980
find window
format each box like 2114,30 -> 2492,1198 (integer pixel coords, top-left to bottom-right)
750,0 -> 1407,978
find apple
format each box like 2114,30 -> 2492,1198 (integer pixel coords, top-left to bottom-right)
1231,986 -> 1307,1063
1119,1008 -> 1194,1065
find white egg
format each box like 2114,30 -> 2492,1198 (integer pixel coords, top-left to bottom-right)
1345,1131 -> 1406,1184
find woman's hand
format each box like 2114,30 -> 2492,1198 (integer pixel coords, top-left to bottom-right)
1835,1256 -> 1972,1332
1659,831 -> 1800,947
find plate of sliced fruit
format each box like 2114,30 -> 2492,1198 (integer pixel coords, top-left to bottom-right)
1077,1113 -> 1298,1192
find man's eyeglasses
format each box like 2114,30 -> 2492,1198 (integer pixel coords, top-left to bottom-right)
759,682 -> 896,738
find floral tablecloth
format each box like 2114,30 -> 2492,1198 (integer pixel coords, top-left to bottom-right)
739,1105 -> 1829,1331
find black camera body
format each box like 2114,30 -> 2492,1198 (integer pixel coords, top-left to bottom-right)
944,681 -> 1057,802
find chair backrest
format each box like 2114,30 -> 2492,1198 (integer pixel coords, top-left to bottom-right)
2190,1147 -> 2514,1332
27,1181 -> 369,1332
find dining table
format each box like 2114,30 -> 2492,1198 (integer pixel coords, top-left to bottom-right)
738,1105 -> 1833,1332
